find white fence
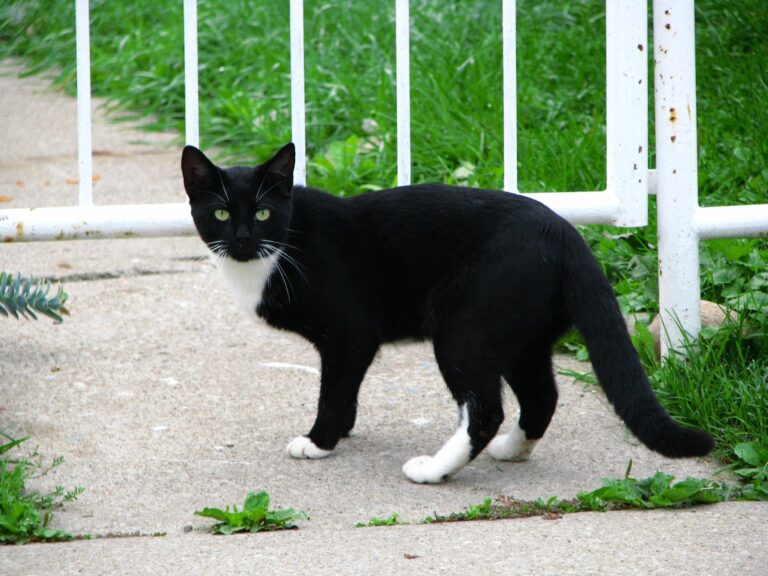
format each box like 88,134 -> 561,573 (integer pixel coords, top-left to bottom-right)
1,0 -> 767,356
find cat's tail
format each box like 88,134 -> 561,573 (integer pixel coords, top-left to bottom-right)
561,227 -> 714,458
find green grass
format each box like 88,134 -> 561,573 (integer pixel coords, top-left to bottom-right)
634,309 -> 768,463
194,491 -> 307,534
1,1 -> 763,195
1,0 -> 765,311
0,434 -> 84,544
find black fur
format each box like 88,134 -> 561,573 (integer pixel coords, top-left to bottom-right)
181,143 -> 714,463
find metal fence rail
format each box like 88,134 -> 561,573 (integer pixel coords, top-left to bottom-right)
1,0 -> 767,355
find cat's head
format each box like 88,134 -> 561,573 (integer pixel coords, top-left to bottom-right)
181,143 -> 295,262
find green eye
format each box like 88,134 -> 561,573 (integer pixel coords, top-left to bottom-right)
214,209 -> 230,221
255,208 -> 271,222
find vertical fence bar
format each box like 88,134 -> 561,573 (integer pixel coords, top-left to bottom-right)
605,0 -> 647,226
395,0 -> 411,186
290,0 -> 307,186
501,0 -> 517,192
654,0 -> 700,356
75,0 -> 93,206
183,0 -> 199,148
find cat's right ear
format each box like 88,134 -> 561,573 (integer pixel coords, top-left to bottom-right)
262,142 -> 296,197
181,145 -> 218,204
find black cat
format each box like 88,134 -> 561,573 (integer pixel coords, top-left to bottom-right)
181,142 -> 713,484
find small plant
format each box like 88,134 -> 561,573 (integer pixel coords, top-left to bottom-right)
308,135 -> 382,197
423,498 -> 495,524
355,513 -> 401,528
194,491 -> 307,535
0,272 -> 68,322
717,442 -> 768,502
463,498 -> 493,520
575,472 -> 729,511
0,433 -> 84,544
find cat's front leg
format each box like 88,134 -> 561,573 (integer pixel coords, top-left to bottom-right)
287,343 -> 377,459
286,435 -> 334,459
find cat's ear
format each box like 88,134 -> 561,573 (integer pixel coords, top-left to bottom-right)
181,145 -> 219,203
262,142 -> 295,197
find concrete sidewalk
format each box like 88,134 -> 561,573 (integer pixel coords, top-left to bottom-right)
1,62 -> 766,575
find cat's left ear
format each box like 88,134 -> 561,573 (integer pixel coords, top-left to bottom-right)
262,142 -> 295,197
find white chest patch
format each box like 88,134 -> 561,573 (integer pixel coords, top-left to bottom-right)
215,256 -> 275,317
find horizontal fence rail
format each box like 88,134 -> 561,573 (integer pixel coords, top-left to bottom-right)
1,0 -> 767,354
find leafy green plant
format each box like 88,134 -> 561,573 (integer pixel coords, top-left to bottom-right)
0,433 -> 84,544
630,320 -> 658,370
194,491 -> 307,535
463,498 -> 493,520
422,497 -> 498,524
0,273 -> 68,322
355,513 -> 401,528
308,135 -> 383,196
576,472 -> 729,511
717,442 -> 768,501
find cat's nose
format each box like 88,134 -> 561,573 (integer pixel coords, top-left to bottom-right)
235,224 -> 251,245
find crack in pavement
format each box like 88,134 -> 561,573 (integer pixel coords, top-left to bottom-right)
42,267 -> 199,284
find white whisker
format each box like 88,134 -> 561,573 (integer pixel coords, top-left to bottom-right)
254,170 -> 268,203
261,244 -> 294,303
205,240 -> 230,266
205,189 -> 228,207
260,240 -> 308,285
216,172 -> 231,202
255,180 -> 284,203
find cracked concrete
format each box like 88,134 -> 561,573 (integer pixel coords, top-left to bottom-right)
1,61 -> 767,575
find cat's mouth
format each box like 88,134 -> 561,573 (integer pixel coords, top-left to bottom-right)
227,249 -> 261,263
207,242 -> 259,263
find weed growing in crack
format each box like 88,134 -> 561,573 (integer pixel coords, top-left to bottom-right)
0,433 -> 84,544
194,491 -> 308,535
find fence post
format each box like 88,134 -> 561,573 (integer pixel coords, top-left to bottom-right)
75,0 -> 93,206
501,0 -> 517,193
183,0 -> 199,148
653,0 -> 701,356
395,0 -> 411,186
290,0 -> 307,186
605,0 -> 647,226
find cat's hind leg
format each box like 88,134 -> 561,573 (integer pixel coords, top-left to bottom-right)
488,353 -> 557,462
403,338 -> 504,483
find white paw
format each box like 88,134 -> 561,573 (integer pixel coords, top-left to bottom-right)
487,427 -> 537,462
286,436 -> 334,459
402,455 -> 449,484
